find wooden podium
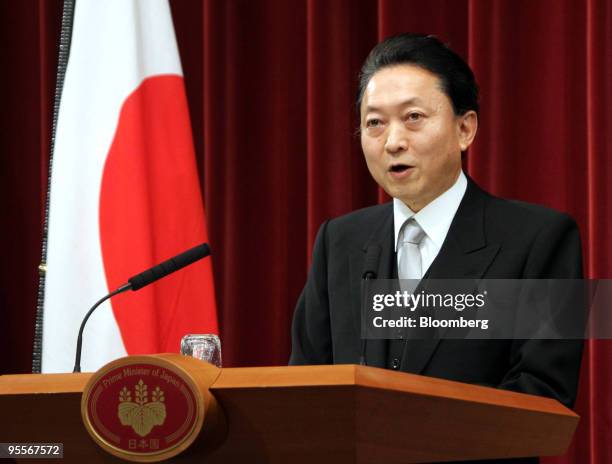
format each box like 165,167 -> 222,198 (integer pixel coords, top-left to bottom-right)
0,356 -> 578,463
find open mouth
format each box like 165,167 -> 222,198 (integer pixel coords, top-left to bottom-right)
389,164 -> 413,174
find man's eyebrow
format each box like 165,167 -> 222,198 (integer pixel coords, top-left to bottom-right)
364,97 -> 425,112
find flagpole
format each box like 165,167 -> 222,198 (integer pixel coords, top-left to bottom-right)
32,0 -> 76,374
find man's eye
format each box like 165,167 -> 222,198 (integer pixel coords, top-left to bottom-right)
407,113 -> 423,121
366,119 -> 382,128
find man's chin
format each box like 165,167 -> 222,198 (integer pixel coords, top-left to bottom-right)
395,188 -> 433,211
389,184 -> 419,200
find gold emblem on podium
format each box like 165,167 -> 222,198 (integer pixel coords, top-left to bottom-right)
117,379 -> 167,437
82,354 -> 223,462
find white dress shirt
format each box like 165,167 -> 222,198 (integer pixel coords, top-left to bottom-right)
394,171 -> 468,276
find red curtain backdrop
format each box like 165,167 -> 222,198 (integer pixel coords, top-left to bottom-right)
1,1 -> 610,462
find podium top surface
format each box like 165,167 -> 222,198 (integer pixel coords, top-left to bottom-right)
212,364 -> 576,416
0,363 -> 576,418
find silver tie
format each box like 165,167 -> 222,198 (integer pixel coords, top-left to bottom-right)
398,219 -> 426,280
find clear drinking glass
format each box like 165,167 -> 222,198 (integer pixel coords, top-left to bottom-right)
180,334 -> 222,367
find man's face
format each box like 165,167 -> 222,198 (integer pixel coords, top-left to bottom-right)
360,64 -> 477,211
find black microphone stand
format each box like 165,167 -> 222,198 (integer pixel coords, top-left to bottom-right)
73,283 -> 131,373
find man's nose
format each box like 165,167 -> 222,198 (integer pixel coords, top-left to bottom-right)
384,121 -> 408,154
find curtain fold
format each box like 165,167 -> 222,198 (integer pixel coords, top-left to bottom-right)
1,1 -> 610,462
306,0 -> 379,252
202,0 -> 309,366
0,0 -> 61,375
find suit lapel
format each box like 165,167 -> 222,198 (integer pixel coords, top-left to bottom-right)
349,205 -> 394,368
401,179 -> 501,374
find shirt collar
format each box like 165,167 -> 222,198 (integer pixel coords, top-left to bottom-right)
393,170 -> 468,251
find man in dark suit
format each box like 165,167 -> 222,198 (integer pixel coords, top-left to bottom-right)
289,34 -> 583,463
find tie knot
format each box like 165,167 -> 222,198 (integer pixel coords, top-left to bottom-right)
401,219 -> 425,245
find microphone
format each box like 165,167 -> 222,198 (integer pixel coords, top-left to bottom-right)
362,244 -> 381,280
73,243 -> 211,373
128,243 -> 210,290
360,245 -> 381,365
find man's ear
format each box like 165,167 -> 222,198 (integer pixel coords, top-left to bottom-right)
458,111 -> 478,152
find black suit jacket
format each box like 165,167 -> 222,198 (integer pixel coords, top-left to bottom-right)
290,178 -> 583,463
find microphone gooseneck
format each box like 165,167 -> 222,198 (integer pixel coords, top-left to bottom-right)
362,244 -> 382,280
73,283 -> 131,373
360,245 -> 382,366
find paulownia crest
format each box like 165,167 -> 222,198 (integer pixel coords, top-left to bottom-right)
117,379 -> 166,437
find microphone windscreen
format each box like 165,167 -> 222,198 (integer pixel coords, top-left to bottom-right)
128,243 -> 211,291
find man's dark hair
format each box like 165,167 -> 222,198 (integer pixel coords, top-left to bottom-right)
356,33 -> 479,117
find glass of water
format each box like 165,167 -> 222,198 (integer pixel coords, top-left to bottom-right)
180,334 -> 222,367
